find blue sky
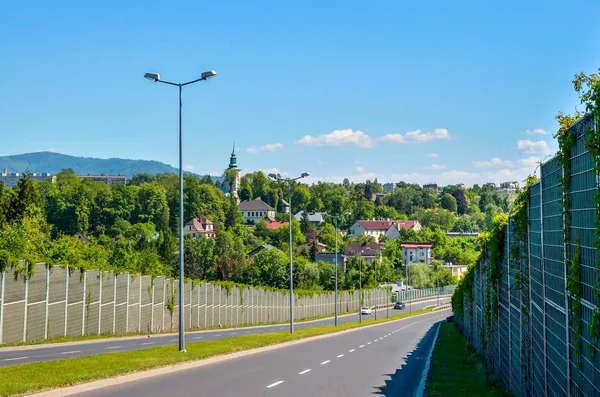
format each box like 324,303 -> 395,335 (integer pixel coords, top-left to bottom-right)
1,0 -> 599,186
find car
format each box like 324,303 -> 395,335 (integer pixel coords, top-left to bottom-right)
394,301 -> 406,310
360,306 -> 372,315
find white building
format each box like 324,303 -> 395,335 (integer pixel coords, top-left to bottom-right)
401,242 -> 433,266
184,217 -> 215,238
349,219 -> 422,242
294,211 -> 326,225
383,183 -> 395,192
1,169 -> 56,188
238,198 -> 275,224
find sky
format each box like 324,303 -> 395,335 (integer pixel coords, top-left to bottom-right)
1,0 -> 599,186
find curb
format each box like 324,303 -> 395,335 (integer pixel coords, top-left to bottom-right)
415,321 -> 442,397
25,309 -> 450,397
1,296 -> 451,352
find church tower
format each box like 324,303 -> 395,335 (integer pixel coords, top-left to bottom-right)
227,143 -> 241,202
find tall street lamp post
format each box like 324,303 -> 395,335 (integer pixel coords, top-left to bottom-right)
323,212 -> 351,327
268,172 -> 309,334
144,70 -> 217,352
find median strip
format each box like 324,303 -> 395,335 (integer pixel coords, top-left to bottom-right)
0,307 -> 446,397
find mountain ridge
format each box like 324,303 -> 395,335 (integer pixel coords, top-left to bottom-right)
0,152 -> 223,181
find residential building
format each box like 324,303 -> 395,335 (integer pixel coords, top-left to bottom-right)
349,219 -> 422,242
498,181 -> 519,193
247,244 -> 275,260
1,169 -> 56,188
423,183 -> 438,193
344,241 -> 382,265
239,198 -> 275,224
446,231 -> 480,238
443,263 -> 469,279
314,253 -> 345,267
401,242 -> 433,266
74,232 -> 90,245
385,220 -> 423,241
79,174 -> 127,186
455,183 -> 466,189
282,199 -> 290,214
184,217 -> 216,238
296,240 -> 328,255
383,183 -> 395,193
265,217 -> 287,231
294,211 -> 326,225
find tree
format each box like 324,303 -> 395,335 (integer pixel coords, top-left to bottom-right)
134,183 -> 169,232
184,235 -> 216,280
7,172 -> 41,224
224,194 -> 243,229
309,241 -> 317,262
300,210 -> 311,233
440,193 -> 457,213
452,188 -> 469,215
406,263 -> 430,288
213,230 -> 245,280
251,248 -> 288,289
413,208 -> 457,231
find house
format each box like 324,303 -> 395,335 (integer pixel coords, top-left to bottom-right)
78,174 -> 127,186
442,263 -> 469,279
74,232 -> 90,245
445,232 -> 480,238
297,240 -> 328,255
282,199 -> 290,214
383,183 -> 395,193
344,241 -> 382,264
423,183 -> 438,193
385,220 -> 423,241
498,181 -> 519,193
294,211 -> 326,225
349,219 -> 422,242
401,242 -> 433,266
1,169 -> 57,188
184,217 -> 216,238
314,253 -> 345,267
239,198 -> 275,224
247,244 -> 275,259
265,217 -> 288,231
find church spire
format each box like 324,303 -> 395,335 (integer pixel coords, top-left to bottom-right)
228,142 -> 238,170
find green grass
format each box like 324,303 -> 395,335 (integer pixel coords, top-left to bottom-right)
0,308 -> 440,397
425,322 -> 511,397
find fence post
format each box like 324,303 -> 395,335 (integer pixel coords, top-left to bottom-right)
23,274 -> 29,342
44,265 -> 50,340
150,278 -> 155,332
98,273 -> 103,335
163,279 -> 167,331
112,273 -> 117,335
125,273 -> 130,333
64,269 -> 69,337
138,277 -> 142,332
0,271 -> 5,344
81,271 -> 87,336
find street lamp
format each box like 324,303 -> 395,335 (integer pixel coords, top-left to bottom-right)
323,212 -> 351,326
144,70 -> 217,353
268,172 -> 310,334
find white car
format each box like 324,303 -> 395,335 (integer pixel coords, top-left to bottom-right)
360,307 -> 372,315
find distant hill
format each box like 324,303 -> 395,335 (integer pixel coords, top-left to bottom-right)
0,152 -> 223,182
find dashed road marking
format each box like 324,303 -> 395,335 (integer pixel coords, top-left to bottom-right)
349,349 -> 355,352
61,350 -> 81,355
141,342 -> 154,345
321,360 -> 330,365
266,381 -> 284,388
194,336 -> 203,340
337,354 -> 344,358
215,334 -> 222,337
2,357 -> 28,361
299,369 -> 311,375
169,339 -> 178,342
105,346 -> 121,350
359,345 -> 365,348
367,342 -> 372,345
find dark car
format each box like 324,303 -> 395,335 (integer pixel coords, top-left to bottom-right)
394,301 -> 406,310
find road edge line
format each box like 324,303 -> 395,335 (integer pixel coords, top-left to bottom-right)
25,309 -> 450,397
415,321 -> 442,397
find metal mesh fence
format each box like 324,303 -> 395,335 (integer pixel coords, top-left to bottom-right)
455,115 -> 600,396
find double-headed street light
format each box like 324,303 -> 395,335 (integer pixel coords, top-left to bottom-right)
323,212 -> 351,327
268,172 -> 310,334
144,70 -> 217,352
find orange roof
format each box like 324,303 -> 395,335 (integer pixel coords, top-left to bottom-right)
401,242 -> 433,248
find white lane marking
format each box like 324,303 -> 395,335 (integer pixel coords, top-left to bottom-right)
215,334 -> 222,337
359,345 -> 365,348
321,360 -> 330,365
367,342 -> 372,345
299,369 -> 311,375
231,332 -> 238,335
141,342 -> 154,345
349,349 -> 355,352
245,331 -> 251,334
337,354 -> 344,358
266,381 -> 284,388
374,340 -> 378,343
105,346 -> 122,350
194,336 -> 203,339
169,339 -> 178,342
2,357 -> 28,361
61,350 -> 81,355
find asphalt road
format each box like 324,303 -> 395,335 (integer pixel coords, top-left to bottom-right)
76,309 -> 449,397
0,298 -> 448,367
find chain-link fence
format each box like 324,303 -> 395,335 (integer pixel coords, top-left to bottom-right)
0,265 -> 453,344
455,115 -> 600,397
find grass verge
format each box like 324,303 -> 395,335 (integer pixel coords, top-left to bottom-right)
0,308 -> 441,397
425,322 -> 511,397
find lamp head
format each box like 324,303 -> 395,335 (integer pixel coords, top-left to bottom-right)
144,72 -> 160,82
300,172 -> 310,178
201,70 -> 217,80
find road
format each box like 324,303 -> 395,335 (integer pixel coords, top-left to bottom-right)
76,309 -> 449,397
0,298 -> 448,367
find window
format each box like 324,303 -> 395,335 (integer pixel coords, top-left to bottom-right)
193,233 -> 197,238
420,251 -> 424,257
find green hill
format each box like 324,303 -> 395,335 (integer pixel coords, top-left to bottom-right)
0,152 -> 222,182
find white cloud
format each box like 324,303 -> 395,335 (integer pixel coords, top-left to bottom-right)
183,165 -> 195,171
380,128 -> 450,144
209,171 -> 222,176
295,129 -> 374,148
524,128 -> 547,135
517,156 -> 541,168
355,166 -> 366,173
38,148 -> 60,152
426,164 -> 446,170
517,139 -> 552,154
254,168 -> 289,178
472,158 -> 514,168
426,153 -> 439,158
246,143 -> 284,153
